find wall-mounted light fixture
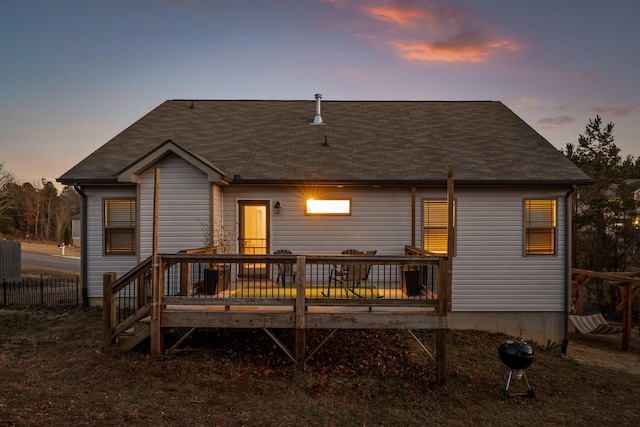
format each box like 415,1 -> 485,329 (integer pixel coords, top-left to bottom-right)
273,200 -> 282,212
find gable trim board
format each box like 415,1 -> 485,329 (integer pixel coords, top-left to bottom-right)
118,139 -> 230,184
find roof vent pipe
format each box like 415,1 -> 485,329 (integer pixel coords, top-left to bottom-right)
311,93 -> 325,125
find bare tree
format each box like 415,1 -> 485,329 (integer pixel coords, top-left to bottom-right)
40,179 -> 58,241
0,163 -> 16,222
52,186 -> 79,243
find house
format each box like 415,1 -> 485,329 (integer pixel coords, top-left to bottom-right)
57,95 -> 590,345
626,179 -> 640,229
71,214 -> 81,248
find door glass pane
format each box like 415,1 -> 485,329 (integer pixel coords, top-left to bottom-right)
240,202 -> 268,277
242,205 -> 266,255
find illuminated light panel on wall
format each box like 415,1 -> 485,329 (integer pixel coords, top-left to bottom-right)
305,199 -> 351,215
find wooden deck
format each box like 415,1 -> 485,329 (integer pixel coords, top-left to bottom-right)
104,250 -> 452,384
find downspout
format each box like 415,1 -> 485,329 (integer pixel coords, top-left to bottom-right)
561,185 -> 576,355
411,186 -> 416,247
73,183 -> 89,307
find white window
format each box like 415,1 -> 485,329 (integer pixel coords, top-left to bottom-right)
104,199 -> 136,255
524,199 -> 556,255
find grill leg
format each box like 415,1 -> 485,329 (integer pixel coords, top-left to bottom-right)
504,369 -> 513,392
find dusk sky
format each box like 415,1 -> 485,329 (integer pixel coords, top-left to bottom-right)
2,0 -> 639,187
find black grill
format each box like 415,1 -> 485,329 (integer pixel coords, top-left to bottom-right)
498,338 -> 535,399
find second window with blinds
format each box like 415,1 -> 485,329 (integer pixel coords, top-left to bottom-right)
524,199 -> 557,255
104,199 -> 136,255
423,199 -> 455,255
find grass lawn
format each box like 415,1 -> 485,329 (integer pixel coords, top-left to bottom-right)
1,307 -> 639,426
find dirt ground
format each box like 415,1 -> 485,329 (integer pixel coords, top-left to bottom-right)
1,307 -> 639,427
6,243 -> 639,425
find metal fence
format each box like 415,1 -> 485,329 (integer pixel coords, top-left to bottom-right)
1,276 -> 81,307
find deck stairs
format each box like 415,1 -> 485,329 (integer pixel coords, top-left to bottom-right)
113,316 -> 151,351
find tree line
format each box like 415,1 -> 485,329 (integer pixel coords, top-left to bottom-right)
563,116 -> 640,315
0,165 -> 80,245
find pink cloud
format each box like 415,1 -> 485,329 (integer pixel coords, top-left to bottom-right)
505,97 -> 544,112
366,5 -> 432,27
356,33 -> 377,40
322,0 -> 519,64
590,106 -> 636,118
320,0 -> 348,8
155,0 -> 218,14
517,97 -> 539,105
573,71 -> 598,83
391,30 -> 518,63
538,116 -> 577,129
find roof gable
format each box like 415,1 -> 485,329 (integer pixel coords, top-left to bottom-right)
117,139 -> 230,184
58,99 -> 591,186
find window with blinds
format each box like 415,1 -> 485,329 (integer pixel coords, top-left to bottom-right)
104,199 -> 136,255
524,199 -> 556,255
423,199 -> 455,255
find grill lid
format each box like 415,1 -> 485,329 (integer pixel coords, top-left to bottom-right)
498,337 -> 534,370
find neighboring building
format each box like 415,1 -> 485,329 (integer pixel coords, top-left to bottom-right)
71,214 -> 81,248
626,179 -> 640,229
58,96 -> 591,343
0,240 -> 21,282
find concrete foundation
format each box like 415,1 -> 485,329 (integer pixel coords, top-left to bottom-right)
449,311 -> 565,346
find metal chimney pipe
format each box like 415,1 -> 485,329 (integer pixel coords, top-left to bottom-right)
311,93 -> 324,125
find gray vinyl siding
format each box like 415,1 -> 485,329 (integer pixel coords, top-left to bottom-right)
84,186 -> 138,298
223,185 -> 567,312
139,154 -> 210,258
450,187 -> 566,312
84,178 -> 568,311
222,186 -> 414,255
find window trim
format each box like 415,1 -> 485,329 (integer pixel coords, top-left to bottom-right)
304,198 -> 352,216
103,198 -> 137,256
422,198 -> 456,256
523,198 -> 558,256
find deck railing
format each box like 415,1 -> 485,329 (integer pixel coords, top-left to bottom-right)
104,247 -> 450,349
103,257 -> 153,348
159,253 -> 443,303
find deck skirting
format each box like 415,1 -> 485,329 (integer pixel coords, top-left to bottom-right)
161,304 -> 447,330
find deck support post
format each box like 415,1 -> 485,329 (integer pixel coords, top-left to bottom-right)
622,283 -> 632,351
150,255 -> 165,358
295,256 -> 307,370
179,262 -> 190,296
102,272 -> 117,350
436,329 -> 447,386
149,168 -> 164,358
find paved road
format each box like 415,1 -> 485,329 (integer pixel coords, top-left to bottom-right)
22,251 -> 81,274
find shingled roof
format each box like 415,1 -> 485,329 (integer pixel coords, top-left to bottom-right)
58,99 -> 590,186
